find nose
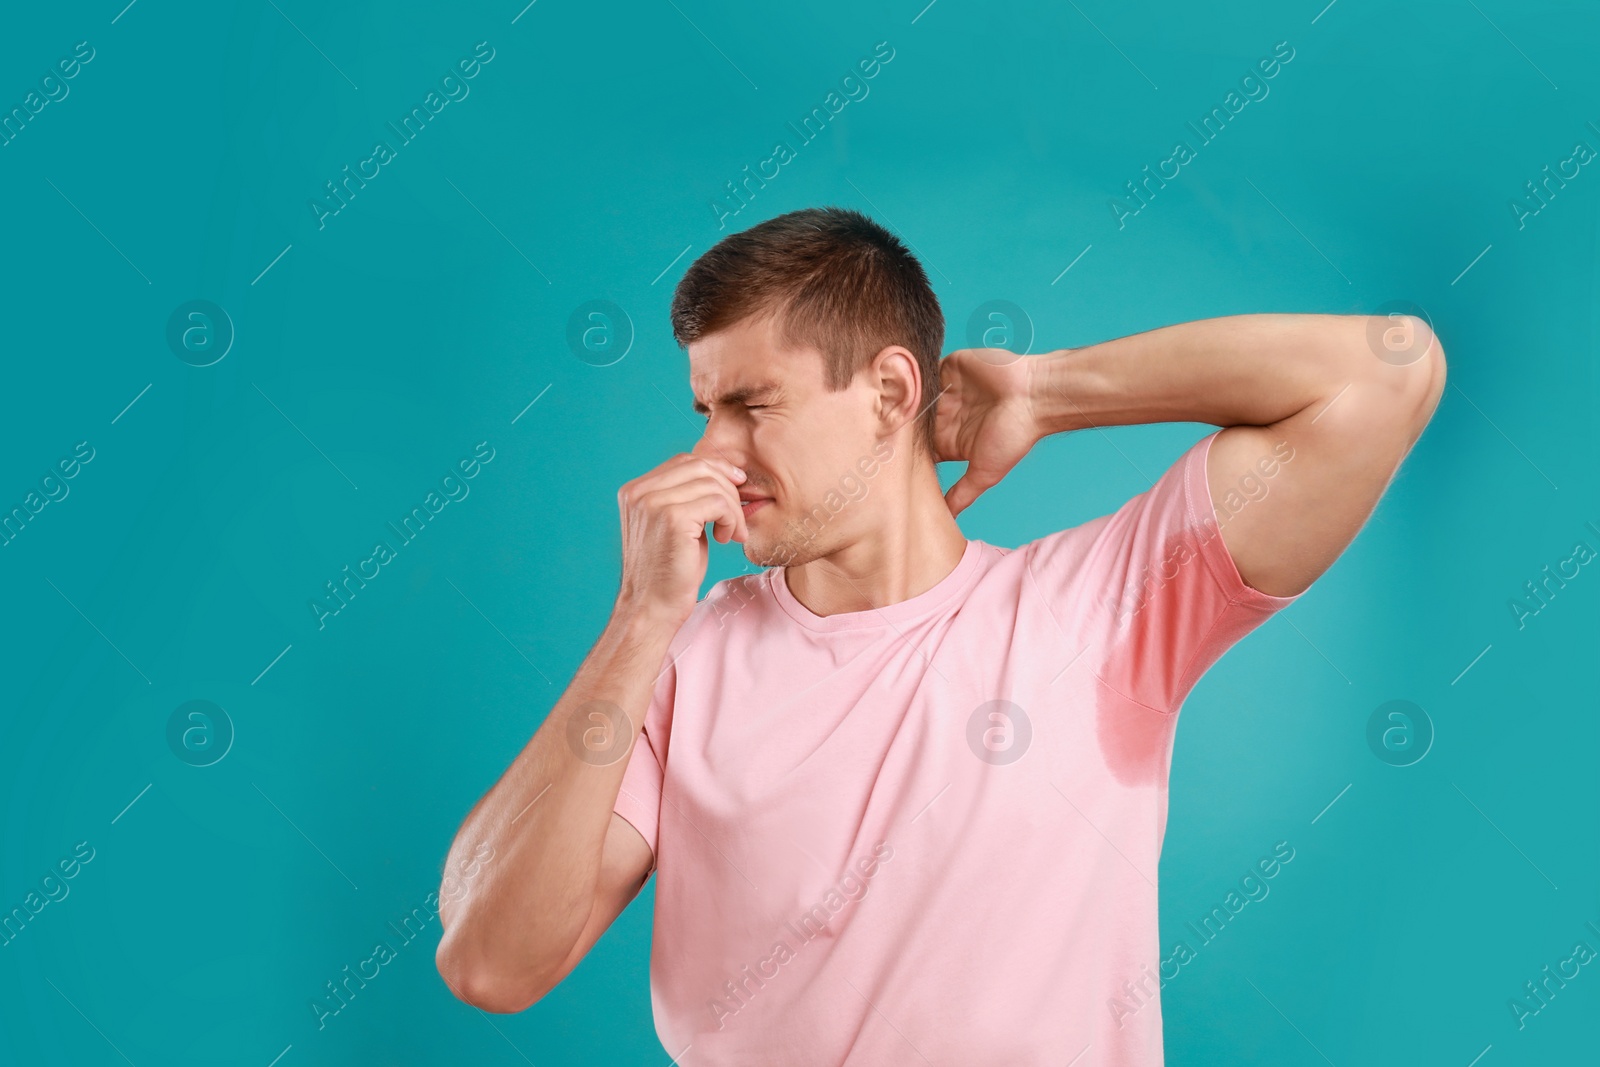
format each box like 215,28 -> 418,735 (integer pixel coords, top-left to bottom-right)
691,416 -> 744,471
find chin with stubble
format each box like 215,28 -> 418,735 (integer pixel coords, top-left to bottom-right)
742,508 -> 838,570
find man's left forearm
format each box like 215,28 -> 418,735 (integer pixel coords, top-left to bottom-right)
1029,313 -> 1414,435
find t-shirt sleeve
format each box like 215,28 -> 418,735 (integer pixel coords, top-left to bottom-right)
612,650 -> 676,869
1023,429 -> 1302,714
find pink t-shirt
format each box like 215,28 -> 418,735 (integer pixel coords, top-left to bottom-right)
613,430 -> 1301,1066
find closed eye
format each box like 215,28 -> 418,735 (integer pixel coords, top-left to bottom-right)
700,403 -> 770,420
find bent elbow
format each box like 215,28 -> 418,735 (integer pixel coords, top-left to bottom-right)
1358,313 -> 1445,422
435,934 -> 550,1014
1411,317 -> 1447,421
450,975 -> 545,1015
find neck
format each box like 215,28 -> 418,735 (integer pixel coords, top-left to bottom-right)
782,453 -> 968,618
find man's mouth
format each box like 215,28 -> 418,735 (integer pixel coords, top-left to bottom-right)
740,495 -> 772,517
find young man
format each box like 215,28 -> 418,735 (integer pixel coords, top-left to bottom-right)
435,207 -> 1445,1064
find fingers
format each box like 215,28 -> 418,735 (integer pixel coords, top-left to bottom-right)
625,454 -> 744,496
944,469 -> 998,518
704,492 -> 748,546
624,454 -> 748,547
666,455 -> 747,543
620,454 -> 751,546
638,475 -> 748,545
643,476 -> 738,523
622,456 -> 744,511
944,478 -> 976,518
666,489 -> 746,545
671,453 -> 745,487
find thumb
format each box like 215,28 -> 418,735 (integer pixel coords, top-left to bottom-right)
944,470 -> 993,517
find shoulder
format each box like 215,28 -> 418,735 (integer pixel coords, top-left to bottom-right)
673,569 -> 777,648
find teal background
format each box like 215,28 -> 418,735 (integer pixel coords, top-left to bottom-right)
2,0 -> 1596,1064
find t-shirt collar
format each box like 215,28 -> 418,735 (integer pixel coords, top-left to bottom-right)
768,538 -> 985,633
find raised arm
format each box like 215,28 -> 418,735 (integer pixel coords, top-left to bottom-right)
936,313 -> 1446,597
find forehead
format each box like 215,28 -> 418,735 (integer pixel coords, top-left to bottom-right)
687,314 -> 823,412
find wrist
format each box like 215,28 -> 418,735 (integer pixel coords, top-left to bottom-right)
1027,347 -> 1091,437
608,599 -> 687,643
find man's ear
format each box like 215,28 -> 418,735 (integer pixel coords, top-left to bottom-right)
870,344 -> 922,437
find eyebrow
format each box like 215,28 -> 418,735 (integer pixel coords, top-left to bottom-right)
690,380 -> 784,416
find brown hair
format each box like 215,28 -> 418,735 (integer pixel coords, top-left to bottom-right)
670,206 -> 945,459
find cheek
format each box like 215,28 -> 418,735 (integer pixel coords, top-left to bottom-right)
765,400 -> 871,497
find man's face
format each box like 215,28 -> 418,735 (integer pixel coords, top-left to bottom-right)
689,312 -> 895,568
